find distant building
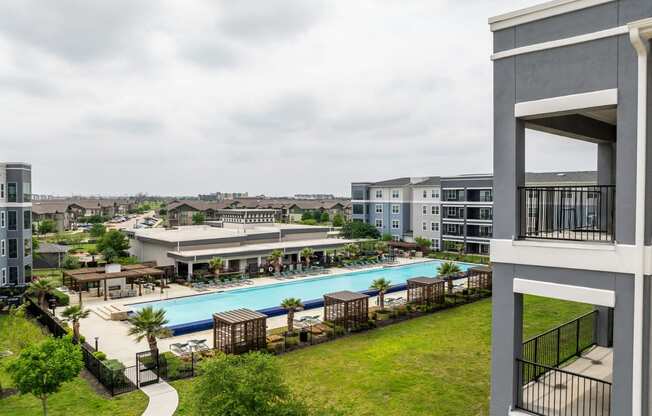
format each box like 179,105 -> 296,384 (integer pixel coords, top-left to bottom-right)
31,199 -> 135,232
0,162 -> 33,287
198,192 -> 249,201
294,194 -> 336,200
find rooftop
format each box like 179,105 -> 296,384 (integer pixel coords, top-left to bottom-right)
488,0 -> 609,32
324,290 -> 370,302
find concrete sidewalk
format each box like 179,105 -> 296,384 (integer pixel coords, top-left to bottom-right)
140,381 -> 179,416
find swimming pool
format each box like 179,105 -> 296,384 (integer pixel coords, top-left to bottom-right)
131,260 -> 474,334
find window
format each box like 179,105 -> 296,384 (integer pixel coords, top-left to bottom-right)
24,238 -> 31,257
375,219 -> 383,228
432,189 -> 439,199
8,267 -> 17,284
447,207 -> 458,217
445,223 -> 459,234
24,265 -> 32,283
0,211 -> 4,228
375,190 -> 383,198
422,206 -> 427,215
23,183 -> 31,202
432,239 -> 440,250
0,184 -> 4,198
431,222 -> 438,232
432,206 -> 439,215
353,204 -> 364,215
352,189 -> 365,200
391,189 -> 400,199
392,235 -> 400,242
7,211 -> 16,230
0,240 -> 4,256
422,222 -> 427,231
7,183 -> 17,203
480,189 -> 492,202
1,268 -> 5,285
375,204 -> 383,214
422,190 -> 427,198
480,207 -> 492,220
23,210 -> 31,229
391,219 -> 400,229
8,239 -> 17,258
391,204 -> 400,214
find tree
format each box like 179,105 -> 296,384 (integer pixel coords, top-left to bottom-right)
320,211 -> 330,223
381,233 -> 393,242
312,210 -> 323,222
268,249 -> 284,273
332,213 -> 344,227
158,207 -> 167,216
26,278 -> 56,309
96,229 -> 130,260
209,257 -> 225,276
87,247 -> 98,263
38,219 -> 56,235
374,241 -> 388,255
437,261 -> 462,294
192,212 -> 206,225
343,243 -> 360,258
127,306 -> 172,351
189,352 -> 309,416
299,247 -> 314,267
89,223 -> 106,238
61,305 -> 90,342
300,211 -> 312,221
370,278 -> 391,310
414,237 -> 432,252
340,221 -> 381,239
62,254 -> 80,270
281,298 -> 303,334
7,337 -> 83,416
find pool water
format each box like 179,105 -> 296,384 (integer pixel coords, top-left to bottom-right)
131,260 -> 473,327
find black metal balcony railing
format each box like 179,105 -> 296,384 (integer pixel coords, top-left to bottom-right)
516,359 -> 612,416
519,186 -> 615,242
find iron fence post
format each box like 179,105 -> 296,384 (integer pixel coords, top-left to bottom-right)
556,327 -> 561,367
576,318 -> 581,357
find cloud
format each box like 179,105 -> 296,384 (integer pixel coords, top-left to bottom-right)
0,75 -> 60,97
84,115 -> 164,136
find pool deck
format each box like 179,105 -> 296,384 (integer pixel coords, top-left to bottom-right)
61,257 -> 441,365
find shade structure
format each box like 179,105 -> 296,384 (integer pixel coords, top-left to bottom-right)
406,276 -> 446,305
213,309 -> 267,354
467,266 -> 492,291
323,290 -> 369,331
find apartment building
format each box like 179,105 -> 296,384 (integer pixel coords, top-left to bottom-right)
352,172 -> 590,255
489,1 -> 652,415
0,163 -> 33,287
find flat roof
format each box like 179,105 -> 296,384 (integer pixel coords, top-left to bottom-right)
324,290 -> 369,301
131,223 -> 330,244
168,238 -> 361,261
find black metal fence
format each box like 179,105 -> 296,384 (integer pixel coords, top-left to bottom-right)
522,310 -> 598,372
519,185 -> 615,242
516,359 -> 612,416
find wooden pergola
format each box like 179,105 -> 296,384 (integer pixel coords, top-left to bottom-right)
63,264 -> 165,303
467,266 -> 492,291
406,276 -> 446,306
213,309 -> 268,354
323,290 -> 369,331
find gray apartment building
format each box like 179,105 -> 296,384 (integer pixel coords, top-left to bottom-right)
352,172 -> 592,255
489,1 -> 652,415
0,163 -> 33,287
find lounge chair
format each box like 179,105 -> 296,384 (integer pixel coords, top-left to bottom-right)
170,343 -> 191,356
189,339 -> 209,351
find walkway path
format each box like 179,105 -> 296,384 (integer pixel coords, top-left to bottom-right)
140,380 -> 179,416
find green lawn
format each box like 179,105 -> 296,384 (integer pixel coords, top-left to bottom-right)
0,313 -> 148,416
172,296 -> 591,416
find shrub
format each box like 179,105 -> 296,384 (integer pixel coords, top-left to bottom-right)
93,351 -> 107,361
62,255 -> 80,270
340,222 -> 381,239
320,212 -> 329,223
332,213 -> 344,227
50,289 -> 70,306
300,219 -> 317,225
285,336 -> 299,347
38,219 -> 57,234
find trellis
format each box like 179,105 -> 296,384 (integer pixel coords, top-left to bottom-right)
323,291 -> 369,331
406,276 -> 446,305
467,266 -> 492,291
213,309 -> 267,354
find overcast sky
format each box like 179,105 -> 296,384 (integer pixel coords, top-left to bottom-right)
1,0 -> 597,197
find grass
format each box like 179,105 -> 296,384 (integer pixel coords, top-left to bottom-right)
172,296 -> 591,416
33,269 -> 64,286
0,313 -> 148,416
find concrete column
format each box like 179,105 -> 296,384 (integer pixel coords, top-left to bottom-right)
595,305 -> 613,347
597,143 -> 616,186
257,256 -> 262,266
490,264 -> 523,415
187,262 -> 193,280
225,259 -> 230,270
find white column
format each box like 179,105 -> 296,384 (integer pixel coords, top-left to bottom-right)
225,259 -> 230,270
257,256 -> 262,266
187,262 -> 193,281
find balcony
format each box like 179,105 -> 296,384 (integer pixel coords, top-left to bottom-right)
518,186 -> 615,242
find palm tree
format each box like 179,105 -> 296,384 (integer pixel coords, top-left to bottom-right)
438,261 -> 462,294
370,278 -> 392,310
324,249 -> 336,265
209,257 -> 224,276
127,306 -> 171,352
280,298 -> 303,334
26,278 -> 57,309
87,247 -> 98,263
344,243 -> 360,259
268,249 -> 284,273
299,247 -> 314,267
61,305 -> 90,342
374,241 -> 388,255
